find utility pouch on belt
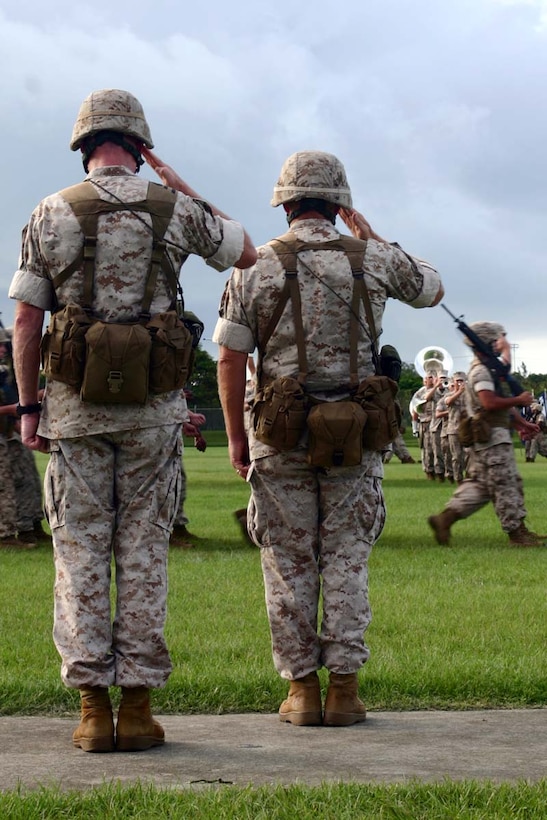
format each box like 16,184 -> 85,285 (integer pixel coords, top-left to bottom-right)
80,322 -> 151,404
458,416 -> 473,447
147,310 -> 194,394
41,304 -> 95,387
253,376 -> 308,450
471,414 -> 491,444
458,413 -> 491,446
307,400 -> 367,468
353,375 -> 401,451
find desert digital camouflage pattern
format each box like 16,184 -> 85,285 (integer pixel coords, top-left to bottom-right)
248,449 -> 385,678
442,443 -> 526,532
70,88 -> 154,150
0,436 -> 17,539
271,150 -> 353,208
215,218 -> 440,461
9,165 -> 243,439
46,425 -> 180,688
215,214 -> 441,680
442,360 -> 525,531
9,156 -> 244,691
7,436 -> 43,532
463,321 -> 506,346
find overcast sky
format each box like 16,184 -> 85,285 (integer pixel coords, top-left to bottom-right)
1,0 -> 546,378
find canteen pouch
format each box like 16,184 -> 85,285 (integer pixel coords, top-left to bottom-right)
354,375 -> 401,451
80,321 -> 151,404
41,304 -> 95,387
458,416 -> 474,447
147,310 -> 194,394
253,376 -> 308,451
307,400 -> 367,468
471,413 -> 491,444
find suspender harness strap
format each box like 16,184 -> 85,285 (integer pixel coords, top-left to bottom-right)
40,181 -> 198,402
56,180 -> 179,315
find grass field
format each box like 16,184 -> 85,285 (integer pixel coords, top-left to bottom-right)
2,436 -> 547,815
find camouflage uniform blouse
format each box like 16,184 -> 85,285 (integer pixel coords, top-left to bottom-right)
465,359 -> 512,450
9,166 -> 244,439
213,218 -> 441,459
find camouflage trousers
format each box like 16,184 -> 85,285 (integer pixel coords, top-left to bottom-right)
431,427 -> 445,476
448,433 -> 467,482
0,435 -> 16,537
44,424 -> 182,689
7,437 -> 43,532
173,458 -> 189,527
444,443 -> 526,532
248,449 -> 386,680
441,433 -> 452,479
420,424 -> 434,474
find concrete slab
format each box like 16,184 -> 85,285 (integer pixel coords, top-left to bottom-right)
1,710 -> 547,792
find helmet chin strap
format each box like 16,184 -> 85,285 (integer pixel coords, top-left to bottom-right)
81,130 -> 144,174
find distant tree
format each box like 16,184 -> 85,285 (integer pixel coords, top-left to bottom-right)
186,347 -> 220,407
399,362 -> 422,393
516,364 -> 547,397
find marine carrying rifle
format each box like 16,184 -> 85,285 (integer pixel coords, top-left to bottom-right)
441,304 -> 524,397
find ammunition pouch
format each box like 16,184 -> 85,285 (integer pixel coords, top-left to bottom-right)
81,321 -> 151,404
41,304 -> 94,388
307,400 -> 367,468
252,377 -> 308,451
147,310 -> 194,394
353,375 -> 401,451
41,304 -> 196,404
458,413 -> 491,446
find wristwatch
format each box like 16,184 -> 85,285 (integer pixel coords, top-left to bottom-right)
16,402 -> 42,416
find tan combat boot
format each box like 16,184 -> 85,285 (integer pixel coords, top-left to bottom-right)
278,672 -> 322,726
72,687 -> 115,752
508,524 -> 545,548
323,672 -> 367,727
116,687 -> 165,751
428,510 -> 460,545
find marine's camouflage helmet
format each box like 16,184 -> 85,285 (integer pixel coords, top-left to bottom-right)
70,89 -> 154,151
464,322 -> 506,346
271,151 -> 353,208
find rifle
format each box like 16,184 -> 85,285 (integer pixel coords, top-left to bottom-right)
441,304 -> 524,397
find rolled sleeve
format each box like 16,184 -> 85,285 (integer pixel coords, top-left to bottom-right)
475,379 -> 495,393
9,269 -> 53,310
406,261 -> 442,308
212,317 -> 255,352
205,218 -> 244,272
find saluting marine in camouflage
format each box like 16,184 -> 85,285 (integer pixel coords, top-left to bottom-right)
9,88 -> 255,752
428,323 -> 544,547
214,150 -> 443,727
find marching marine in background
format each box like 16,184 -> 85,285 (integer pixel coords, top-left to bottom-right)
214,150 -> 444,727
9,88 -> 256,753
522,399 -> 545,462
428,322 -> 543,547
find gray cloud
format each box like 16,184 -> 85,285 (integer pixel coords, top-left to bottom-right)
1,0 -> 546,375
